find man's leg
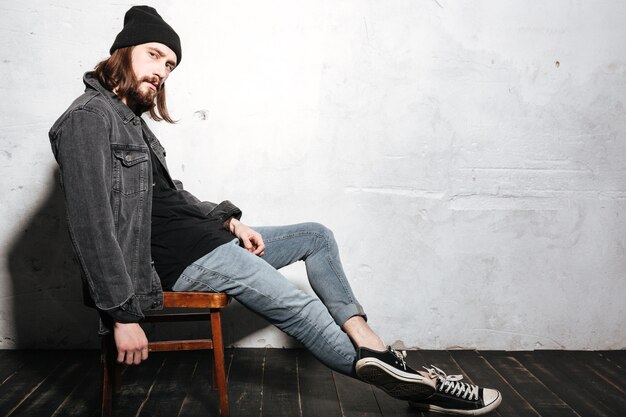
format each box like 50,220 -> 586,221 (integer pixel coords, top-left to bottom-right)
172,237 -> 358,376
342,316 -> 385,350
253,223 -> 384,349
255,223 -> 502,413
251,223 -> 435,399
180,223 -> 501,412
253,223 -> 370,333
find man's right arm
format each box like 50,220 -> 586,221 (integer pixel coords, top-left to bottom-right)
113,322 -> 149,365
51,108 -> 144,324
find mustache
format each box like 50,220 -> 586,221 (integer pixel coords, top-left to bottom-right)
139,76 -> 161,90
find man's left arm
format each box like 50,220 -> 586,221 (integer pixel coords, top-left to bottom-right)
172,179 -> 242,224
170,180 -> 263,255
224,217 -> 265,256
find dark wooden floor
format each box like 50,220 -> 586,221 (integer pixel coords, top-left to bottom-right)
0,348 -> 624,417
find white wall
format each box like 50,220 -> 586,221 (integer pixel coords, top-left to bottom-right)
1,0 -> 625,350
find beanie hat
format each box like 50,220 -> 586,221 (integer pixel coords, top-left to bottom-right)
110,5 -> 182,65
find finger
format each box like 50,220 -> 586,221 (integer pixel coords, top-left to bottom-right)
253,241 -> 265,255
125,352 -> 134,365
142,348 -> 149,361
117,350 -> 126,364
248,235 -> 261,253
241,235 -> 253,251
133,350 -> 143,365
255,236 -> 266,254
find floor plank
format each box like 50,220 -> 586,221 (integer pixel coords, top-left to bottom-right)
177,349 -> 231,417
566,351 -> 625,395
226,348 -> 264,417
370,384 -> 416,417
534,351 -> 626,412
0,350 -> 67,416
599,350 -> 626,370
511,351 -> 619,417
0,348 -> 624,417
297,351 -> 342,417
261,349 -> 300,417
9,351 -> 93,417
333,370 -> 382,417
111,351 -> 167,417
49,351 -> 101,417
136,351 -> 198,417
0,351 -> 28,387
482,351 -> 579,417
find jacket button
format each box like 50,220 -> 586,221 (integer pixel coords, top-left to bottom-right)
125,155 -> 132,162
133,118 -> 140,125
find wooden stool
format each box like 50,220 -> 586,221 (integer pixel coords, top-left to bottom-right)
101,291 -> 231,417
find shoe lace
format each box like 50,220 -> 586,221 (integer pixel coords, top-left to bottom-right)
423,365 -> 479,401
389,347 -> 408,371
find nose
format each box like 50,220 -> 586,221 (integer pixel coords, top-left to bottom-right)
154,64 -> 168,82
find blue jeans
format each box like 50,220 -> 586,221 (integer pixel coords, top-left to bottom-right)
171,222 -> 365,376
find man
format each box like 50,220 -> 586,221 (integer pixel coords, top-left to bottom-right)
49,6 -> 501,415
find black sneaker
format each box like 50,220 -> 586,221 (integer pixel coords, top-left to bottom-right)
355,347 -> 436,400
409,366 -> 502,416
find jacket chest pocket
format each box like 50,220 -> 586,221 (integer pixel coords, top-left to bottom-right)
112,146 -> 150,196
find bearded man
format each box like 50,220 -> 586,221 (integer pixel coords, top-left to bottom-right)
49,6 -> 501,416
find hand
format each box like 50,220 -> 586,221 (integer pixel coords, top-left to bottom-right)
228,218 -> 265,256
113,322 -> 149,365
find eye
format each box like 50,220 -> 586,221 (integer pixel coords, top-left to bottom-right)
148,51 -> 157,58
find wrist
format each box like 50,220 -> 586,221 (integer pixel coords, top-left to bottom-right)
114,321 -> 139,329
228,218 -> 240,234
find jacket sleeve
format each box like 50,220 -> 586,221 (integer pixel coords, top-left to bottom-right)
172,179 -> 242,224
50,109 -> 144,323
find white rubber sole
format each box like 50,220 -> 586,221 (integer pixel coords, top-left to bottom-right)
355,357 -> 435,400
410,391 -> 502,416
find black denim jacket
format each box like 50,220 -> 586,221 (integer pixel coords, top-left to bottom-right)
49,72 -> 241,331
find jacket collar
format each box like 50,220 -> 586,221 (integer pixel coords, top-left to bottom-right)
83,72 -> 138,124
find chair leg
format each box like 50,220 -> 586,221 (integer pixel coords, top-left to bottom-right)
101,334 -> 116,417
210,308 -> 229,417
212,357 -> 218,391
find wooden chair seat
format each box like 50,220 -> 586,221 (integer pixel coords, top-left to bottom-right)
101,291 -> 231,417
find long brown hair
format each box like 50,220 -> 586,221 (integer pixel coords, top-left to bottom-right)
94,46 -> 174,123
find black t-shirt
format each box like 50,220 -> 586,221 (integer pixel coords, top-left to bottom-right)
146,142 -> 235,290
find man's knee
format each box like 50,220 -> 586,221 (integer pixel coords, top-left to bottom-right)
305,222 -> 335,243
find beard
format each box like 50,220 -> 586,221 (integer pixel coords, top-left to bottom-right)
129,76 -> 159,113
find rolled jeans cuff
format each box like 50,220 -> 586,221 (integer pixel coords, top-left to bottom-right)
336,303 -> 367,328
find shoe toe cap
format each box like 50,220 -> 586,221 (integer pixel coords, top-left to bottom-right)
483,388 -> 502,407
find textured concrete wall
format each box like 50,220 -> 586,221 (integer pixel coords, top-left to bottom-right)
1,0 -> 625,350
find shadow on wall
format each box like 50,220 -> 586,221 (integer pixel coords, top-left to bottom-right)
7,168 -> 275,349
7,168 -> 96,348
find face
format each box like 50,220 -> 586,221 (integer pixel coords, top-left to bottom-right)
128,42 -> 177,108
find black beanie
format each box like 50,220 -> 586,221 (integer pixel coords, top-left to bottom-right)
110,5 -> 182,65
